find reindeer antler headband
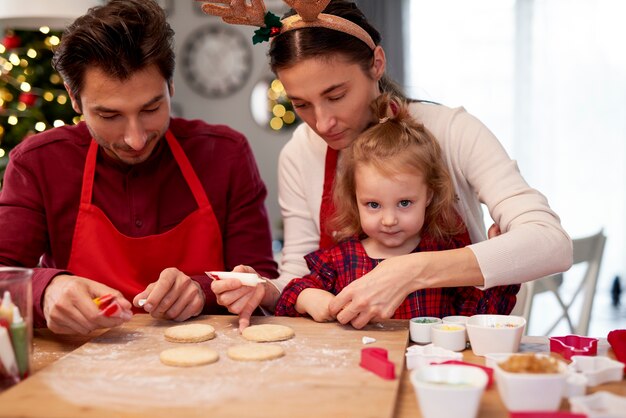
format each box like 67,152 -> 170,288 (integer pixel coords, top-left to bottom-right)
196,0 -> 376,49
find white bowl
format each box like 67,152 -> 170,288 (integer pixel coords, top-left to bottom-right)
443,315 -> 470,341
410,317 -> 442,344
410,364 -> 488,418
494,353 -> 568,411
431,324 -> 467,352
466,314 -> 525,356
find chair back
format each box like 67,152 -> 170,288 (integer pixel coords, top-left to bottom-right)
511,230 -> 606,336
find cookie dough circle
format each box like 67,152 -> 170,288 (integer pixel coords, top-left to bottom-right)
227,344 -> 285,361
164,323 -> 216,343
159,346 -> 219,367
242,324 -> 295,342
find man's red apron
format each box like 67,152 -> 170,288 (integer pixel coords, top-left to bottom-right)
67,130 -> 224,302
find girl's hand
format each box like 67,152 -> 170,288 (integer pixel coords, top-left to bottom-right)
295,288 -> 335,322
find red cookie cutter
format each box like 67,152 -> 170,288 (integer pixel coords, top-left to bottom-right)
607,329 -> 626,371
360,347 -> 395,380
549,335 -> 598,360
510,412 -> 586,418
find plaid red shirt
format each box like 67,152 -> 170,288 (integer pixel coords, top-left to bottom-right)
275,229 -> 520,319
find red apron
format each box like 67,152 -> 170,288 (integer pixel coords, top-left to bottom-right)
319,146 -> 339,249
67,131 -> 224,302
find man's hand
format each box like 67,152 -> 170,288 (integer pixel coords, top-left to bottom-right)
43,274 -> 132,335
211,265 -> 279,333
295,288 -> 335,322
133,267 -> 205,322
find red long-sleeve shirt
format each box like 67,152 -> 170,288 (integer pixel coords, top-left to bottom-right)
0,118 -> 278,327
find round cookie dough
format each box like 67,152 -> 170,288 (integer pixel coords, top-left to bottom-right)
242,324 -> 295,342
159,346 -> 219,367
164,323 -> 216,343
227,344 -> 285,361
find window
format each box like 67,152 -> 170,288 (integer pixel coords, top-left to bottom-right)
406,0 -> 626,334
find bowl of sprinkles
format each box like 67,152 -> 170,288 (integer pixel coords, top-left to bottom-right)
410,317 -> 442,344
466,314 -> 526,356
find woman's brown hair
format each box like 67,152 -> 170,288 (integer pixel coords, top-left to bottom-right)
52,0 -> 175,110
269,0 -> 405,99
331,94 -> 463,243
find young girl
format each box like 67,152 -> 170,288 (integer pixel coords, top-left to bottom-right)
275,95 -> 519,321
202,0 -> 571,331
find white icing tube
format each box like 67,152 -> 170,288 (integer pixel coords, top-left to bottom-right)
205,271 -> 266,287
0,326 -> 18,377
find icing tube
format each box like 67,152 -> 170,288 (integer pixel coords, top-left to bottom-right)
0,326 -> 18,378
0,291 -> 14,324
10,305 -> 29,378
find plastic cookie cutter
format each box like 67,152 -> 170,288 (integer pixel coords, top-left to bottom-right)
607,329 -> 626,369
431,360 -> 495,388
405,343 -> 463,370
568,355 -> 624,386
205,271 -> 266,287
360,347 -> 395,380
549,335 -> 598,360
92,294 -> 130,319
569,391 -> 626,417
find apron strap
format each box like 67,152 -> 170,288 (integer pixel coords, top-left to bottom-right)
79,141 -> 99,205
80,132 -> 211,208
165,130 -> 211,208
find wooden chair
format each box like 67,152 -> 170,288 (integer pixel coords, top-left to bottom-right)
512,230 -> 607,336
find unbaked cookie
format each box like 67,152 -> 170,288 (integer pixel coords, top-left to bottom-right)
241,324 -> 295,342
164,323 -> 216,343
227,343 -> 285,361
159,346 -> 219,367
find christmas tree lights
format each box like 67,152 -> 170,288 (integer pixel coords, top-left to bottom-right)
0,28 -> 79,179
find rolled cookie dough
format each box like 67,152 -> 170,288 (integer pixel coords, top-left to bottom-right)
159,346 -> 219,367
164,323 -> 216,343
242,324 -> 295,342
227,344 -> 285,361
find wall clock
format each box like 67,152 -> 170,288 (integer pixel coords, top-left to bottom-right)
180,24 -> 253,99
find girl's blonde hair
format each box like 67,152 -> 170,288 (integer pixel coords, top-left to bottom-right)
331,94 -> 463,243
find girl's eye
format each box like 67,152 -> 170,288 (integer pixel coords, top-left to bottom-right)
99,114 -> 118,120
292,102 -> 308,109
366,202 -> 380,209
398,200 -> 412,208
143,107 -> 159,113
328,94 -> 345,102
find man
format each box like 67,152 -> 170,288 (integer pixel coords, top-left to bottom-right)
0,0 -> 278,335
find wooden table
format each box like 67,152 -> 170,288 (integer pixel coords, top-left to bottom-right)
2,315 -> 625,417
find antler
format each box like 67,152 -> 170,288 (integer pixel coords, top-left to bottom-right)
197,0 -> 267,26
283,0 -> 331,22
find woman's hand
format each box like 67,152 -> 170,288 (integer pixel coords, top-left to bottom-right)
211,265 -> 280,332
295,288 -> 336,322
328,253 -> 419,329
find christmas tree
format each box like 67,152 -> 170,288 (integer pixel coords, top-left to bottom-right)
0,28 -> 79,182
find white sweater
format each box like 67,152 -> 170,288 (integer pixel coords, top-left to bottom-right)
275,102 -> 572,290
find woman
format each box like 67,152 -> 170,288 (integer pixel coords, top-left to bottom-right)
204,0 -> 572,330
